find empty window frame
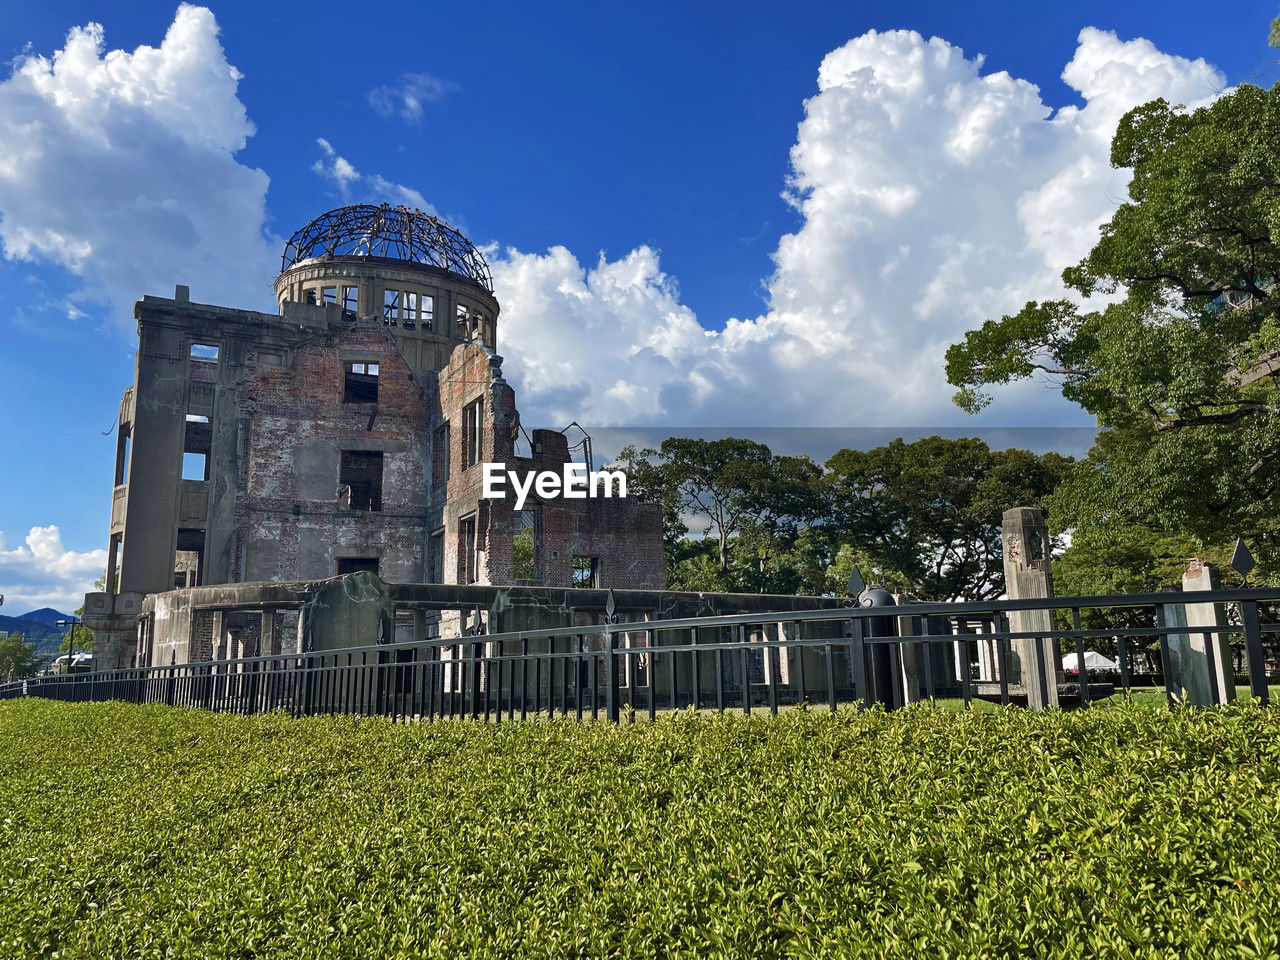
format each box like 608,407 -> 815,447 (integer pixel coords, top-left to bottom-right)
433,423 -> 450,486
572,556 -> 599,589
336,556 -> 380,576
175,528 -> 205,589
190,343 -> 219,363
460,515 -> 479,584
383,289 -> 400,325
462,398 -> 483,469
402,292 -> 419,328
321,286 -> 338,305
420,294 -> 435,329
182,415 -> 212,481
342,285 -> 359,316
114,426 -> 132,486
428,528 -> 445,584
343,361 -> 379,403
512,508 -> 540,580
339,451 -> 383,512
304,289 -> 318,305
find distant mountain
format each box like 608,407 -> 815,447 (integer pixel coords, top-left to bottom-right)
0,615 -> 68,659
16,608 -> 73,628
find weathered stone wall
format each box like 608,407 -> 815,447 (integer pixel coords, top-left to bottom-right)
237,319 -> 435,583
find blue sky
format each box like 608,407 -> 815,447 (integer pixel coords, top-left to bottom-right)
0,0 -> 1275,611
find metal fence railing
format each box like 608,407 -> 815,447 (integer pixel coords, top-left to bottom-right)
4,588 -> 1279,719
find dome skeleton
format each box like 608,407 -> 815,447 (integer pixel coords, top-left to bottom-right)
281,203 -> 493,293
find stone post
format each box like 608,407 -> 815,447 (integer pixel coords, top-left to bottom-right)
1180,560 -> 1234,705
261,609 -> 277,658
1001,507 -> 1063,709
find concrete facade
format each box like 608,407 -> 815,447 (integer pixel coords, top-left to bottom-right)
83,205 -> 665,668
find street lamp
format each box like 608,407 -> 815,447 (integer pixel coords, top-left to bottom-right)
56,616 -> 80,675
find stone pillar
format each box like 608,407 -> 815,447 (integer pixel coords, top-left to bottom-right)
210,610 -> 225,661
1180,560 -> 1234,705
1001,507 -> 1063,710
261,609 -> 277,658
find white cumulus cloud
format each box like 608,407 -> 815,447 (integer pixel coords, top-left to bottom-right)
490,28 -> 1226,429
0,527 -> 107,614
0,4 -> 278,324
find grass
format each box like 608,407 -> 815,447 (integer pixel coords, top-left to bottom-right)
3,699 -> 1280,959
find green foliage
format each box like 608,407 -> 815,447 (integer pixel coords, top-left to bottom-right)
3,700 -> 1280,958
512,526 -> 536,581
947,81 -> 1280,562
826,436 -> 1072,600
620,435 -> 1069,599
58,623 -> 94,654
0,633 -> 40,680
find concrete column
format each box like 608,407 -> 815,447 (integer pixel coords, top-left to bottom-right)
261,609 -> 277,658
1180,561 -> 1234,705
294,608 -> 309,656
210,610 -> 225,661
1002,507 -> 1063,710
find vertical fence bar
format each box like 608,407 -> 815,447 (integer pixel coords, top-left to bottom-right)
1155,604 -> 1178,709
793,620 -> 806,706
606,629 -> 619,724
738,624 -> 751,715
824,631 -> 837,713
715,628 -> 725,714
767,625 -> 779,716
993,612 -> 1010,706
1241,600 -> 1269,705
646,628 -> 657,722
1117,636 -> 1131,697
690,626 -> 700,710
575,635 -> 584,722
1072,607 -> 1089,709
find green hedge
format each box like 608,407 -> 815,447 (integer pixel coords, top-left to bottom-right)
2,700 -> 1280,959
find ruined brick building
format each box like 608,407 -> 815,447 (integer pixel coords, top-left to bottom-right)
83,205 -> 665,667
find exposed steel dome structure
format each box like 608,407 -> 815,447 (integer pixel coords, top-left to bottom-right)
280,203 -> 493,293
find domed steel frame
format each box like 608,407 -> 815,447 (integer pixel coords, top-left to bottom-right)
281,204 -> 493,292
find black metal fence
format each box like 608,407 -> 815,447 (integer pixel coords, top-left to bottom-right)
4,589 -> 1279,719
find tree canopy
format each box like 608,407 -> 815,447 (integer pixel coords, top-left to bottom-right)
0,632 -> 41,681
616,435 -> 1068,599
945,82 -> 1280,575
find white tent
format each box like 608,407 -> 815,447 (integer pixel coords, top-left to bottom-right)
1061,650 -> 1118,673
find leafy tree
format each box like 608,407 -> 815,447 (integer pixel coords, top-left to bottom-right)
826,436 -> 1071,600
945,82 -> 1280,566
0,632 -> 41,681
59,623 -> 94,654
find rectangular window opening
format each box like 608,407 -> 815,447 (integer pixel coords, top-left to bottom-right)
337,557 -> 380,576
339,450 -> 383,512
462,398 -> 483,469
344,361 -> 379,403
321,286 -> 338,305
190,343 -> 219,363
572,556 -> 599,589
115,426 -> 132,486
428,528 -> 445,584
513,508 -> 540,581
342,285 -> 359,317
403,291 -> 419,329
422,294 -> 435,330
175,528 -> 205,589
182,416 -> 212,481
433,422 -> 450,485
383,289 -> 400,325
460,515 -> 478,584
